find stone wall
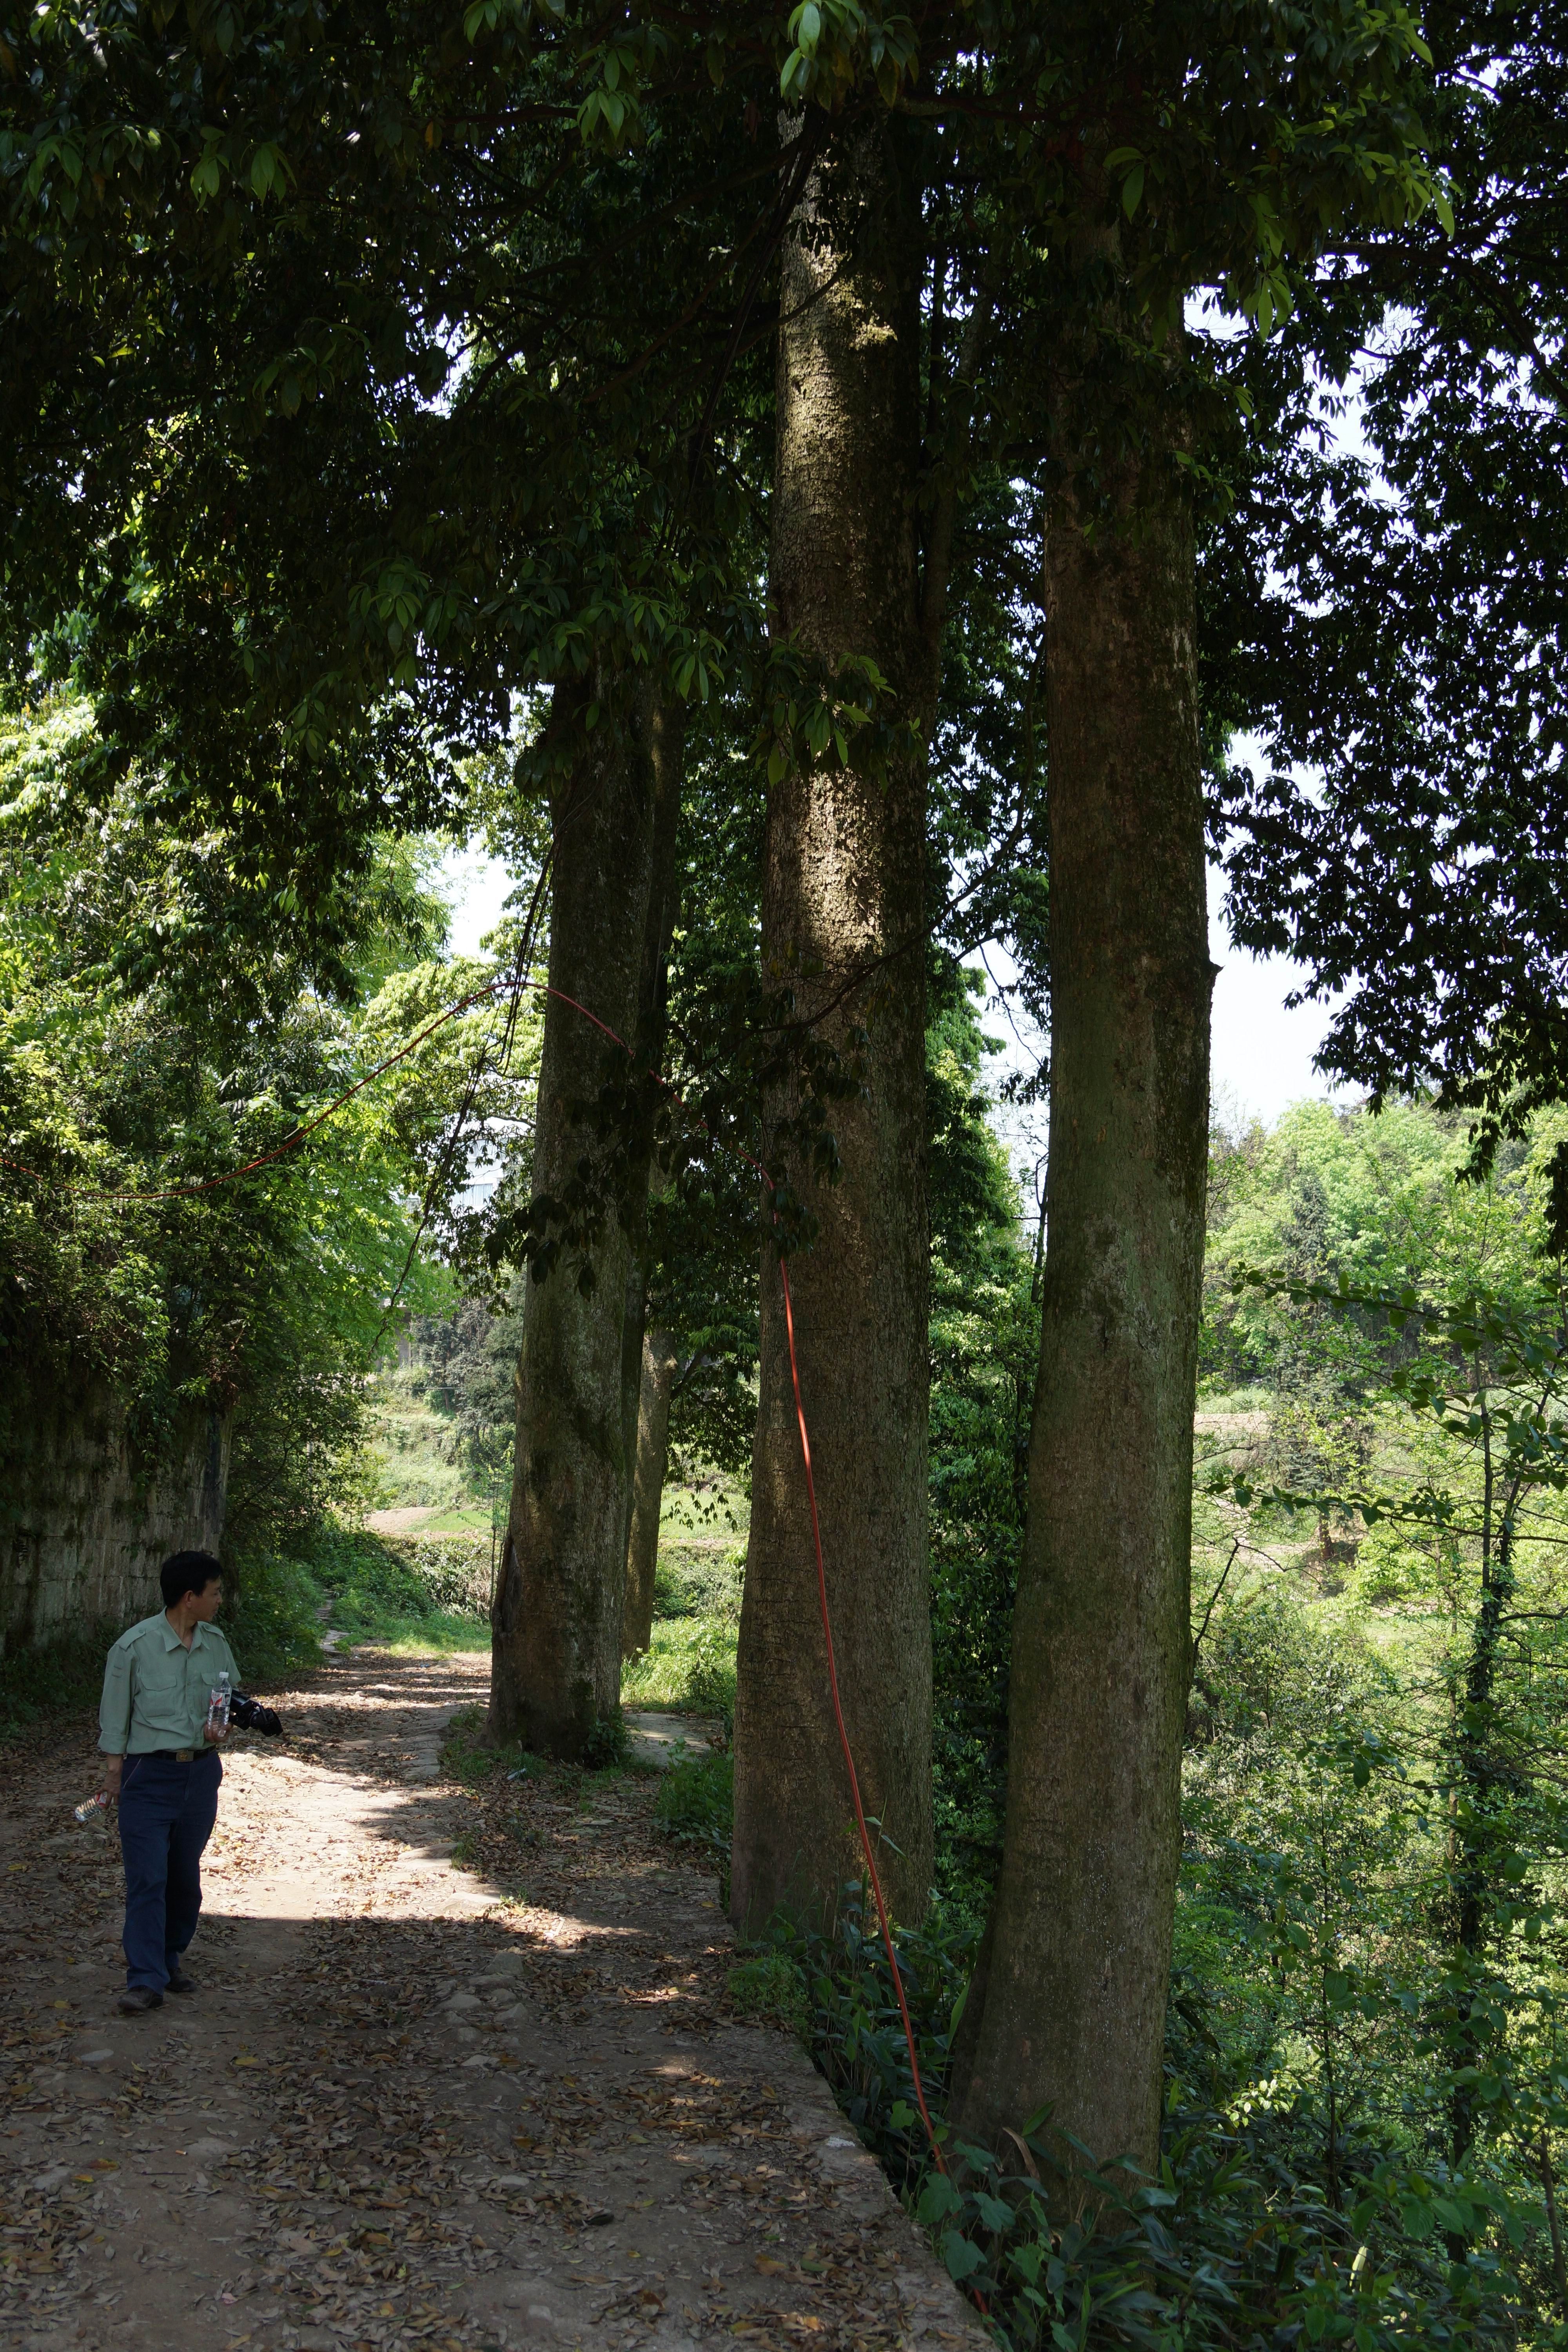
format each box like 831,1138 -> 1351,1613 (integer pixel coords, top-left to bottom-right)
0,1386 -> 230,1657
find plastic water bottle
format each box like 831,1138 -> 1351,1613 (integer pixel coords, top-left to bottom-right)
73,1792 -> 111,1824
206,1672 -> 232,1737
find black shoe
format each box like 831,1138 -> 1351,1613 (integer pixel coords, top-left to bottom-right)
118,1987 -> 163,2015
165,1966 -> 197,1994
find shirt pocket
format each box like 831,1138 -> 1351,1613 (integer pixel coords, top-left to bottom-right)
132,1649 -> 187,1710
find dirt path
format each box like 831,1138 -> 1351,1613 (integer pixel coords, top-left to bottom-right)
0,1648 -> 984,2352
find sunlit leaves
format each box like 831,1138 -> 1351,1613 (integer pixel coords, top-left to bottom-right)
778,1 -> 918,110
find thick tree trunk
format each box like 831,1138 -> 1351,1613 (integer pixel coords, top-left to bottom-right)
730,122 -> 932,1936
621,1328 -> 678,1658
490,681 -> 681,1757
952,387 -> 1210,2178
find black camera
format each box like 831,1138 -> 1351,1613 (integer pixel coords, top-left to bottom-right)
230,1692 -> 282,1737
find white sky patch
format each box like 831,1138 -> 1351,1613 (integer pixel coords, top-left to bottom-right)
1206,863 -> 1352,1131
440,838 -> 517,959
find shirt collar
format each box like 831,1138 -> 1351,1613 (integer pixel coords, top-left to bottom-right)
160,1615 -> 217,1650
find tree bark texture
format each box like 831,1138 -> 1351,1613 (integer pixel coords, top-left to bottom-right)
953,395 -> 1211,2178
730,123 -> 933,1936
491,680 -> 681,1757
621,1327 -> 678,1659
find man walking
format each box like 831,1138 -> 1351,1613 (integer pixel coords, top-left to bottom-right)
98,1551 -> 238,2016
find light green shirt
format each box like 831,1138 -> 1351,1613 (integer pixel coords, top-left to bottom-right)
98,1614 -> 241,1755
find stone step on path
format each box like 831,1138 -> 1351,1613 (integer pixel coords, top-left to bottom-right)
622,1714 -> 713,1772
0,1647 -> 986,2352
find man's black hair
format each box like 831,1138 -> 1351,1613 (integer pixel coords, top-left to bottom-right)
159,1551 -> 223,1608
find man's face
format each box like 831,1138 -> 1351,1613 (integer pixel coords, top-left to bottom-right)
191,1578 -> 223,1623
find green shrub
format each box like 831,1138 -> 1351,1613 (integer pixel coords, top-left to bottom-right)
224,1552 -> 323,1686
295,1523 -> 488,1648
583,1710 -> 630,1769
655,1747 -> 733,1900
728,1951 -> 809,2035
652,1545 -> 744,1621
759,1889 -> 975,2198
379,1534 -> 490,1615
907,2114 -> 1516,2351
1345,1519 -> 1426,1608
309,1524 -> 434,1628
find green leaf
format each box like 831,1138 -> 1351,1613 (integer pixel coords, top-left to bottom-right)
942,2231 -> 985,2283
916,2174 -> 962,2227
1121,160 -> 1145,217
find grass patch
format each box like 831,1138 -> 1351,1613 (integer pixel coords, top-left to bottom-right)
416,1505 -> 498,1536
376,1615 -> 491,1655
622,1617 -> 737,1714
365,1370 -> 471,1512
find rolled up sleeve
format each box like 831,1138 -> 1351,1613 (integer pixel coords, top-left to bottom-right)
99,1645 -> 133,1756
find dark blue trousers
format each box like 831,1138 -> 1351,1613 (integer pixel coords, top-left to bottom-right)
117,1751 -> 221,1991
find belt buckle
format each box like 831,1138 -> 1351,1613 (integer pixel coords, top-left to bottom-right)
175,1748 -> 194,1763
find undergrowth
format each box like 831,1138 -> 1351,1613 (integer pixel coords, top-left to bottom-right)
441,1698 -> 631,1785
299,1523 -> 488,1650
621,1618 -> 737,1717
660,1750 -> 1527,2351
743,1892 -> 1526,2350
655,1747 -> 734,1899
225,1551 -> 324,1682
0,1619 -> 120,1746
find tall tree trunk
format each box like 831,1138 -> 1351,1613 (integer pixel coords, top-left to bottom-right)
491,679 -> 681,1757
621,1328 -> 678,1658
952,369 -> 1211,2178
730,121 -> 932,1936
1449,1398 -> 1514,2173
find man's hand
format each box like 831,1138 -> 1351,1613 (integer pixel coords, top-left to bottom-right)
204,1720 -> 231,1746
100,1756 -> 123,1801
